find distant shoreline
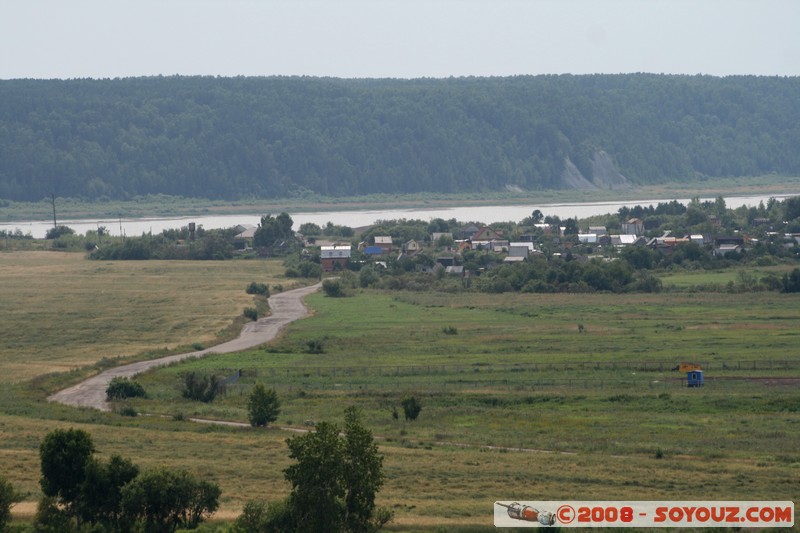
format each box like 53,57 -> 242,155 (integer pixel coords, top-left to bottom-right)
2,175 -> 798,224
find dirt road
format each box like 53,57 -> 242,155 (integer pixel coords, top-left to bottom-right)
48,281 -> 323,411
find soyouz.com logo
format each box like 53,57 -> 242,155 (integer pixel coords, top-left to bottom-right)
494,501 -> 795,528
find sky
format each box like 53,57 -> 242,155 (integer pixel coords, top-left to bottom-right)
1,0 -> 798,80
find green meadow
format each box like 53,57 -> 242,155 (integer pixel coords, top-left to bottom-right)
1,252 -> 798,530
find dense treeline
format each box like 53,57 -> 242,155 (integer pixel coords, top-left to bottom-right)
1,74 -> 798,202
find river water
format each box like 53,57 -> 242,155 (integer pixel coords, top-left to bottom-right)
1,194 -> 794,239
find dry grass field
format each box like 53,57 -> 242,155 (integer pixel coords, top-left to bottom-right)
0,251 -> 292,381
1,251 -> 799,531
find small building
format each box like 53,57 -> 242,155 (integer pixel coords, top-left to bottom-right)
713,243 -> 743,257
373,236 -> 393,253
621,218 -> 644,236
687,370 -> 704,388
404,239 -> 421,254
588,226 -> 607,236
320,245 -> 352,272
363,246 -> 383,256
445,265 -> 465,277
578,233 -> 598,244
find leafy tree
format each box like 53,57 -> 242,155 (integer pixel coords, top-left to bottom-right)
0,476 -> 20,531
283,408 -> 391,532
254,213 -> 295,249
77,454 -> 139,529
400,397 -> 422,421
341,407 -> 392,532
298,222 -> 322,236
39,428 -> 95,517
248,384 -> 281,427
120,467 -> 220,533
782,268 -> 800,293
45,225 -> 75,239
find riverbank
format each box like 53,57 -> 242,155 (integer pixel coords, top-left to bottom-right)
2,175 -> 799,224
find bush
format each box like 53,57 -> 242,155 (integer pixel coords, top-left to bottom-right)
118,405 -> 138,417
243,307 -> 258,321
305,339 -> 324,354
401,396 -> 422,421
246,282 -> 270,297
322,279 -> 345,297
106,377 -> 146,400
182,372 -> 221,403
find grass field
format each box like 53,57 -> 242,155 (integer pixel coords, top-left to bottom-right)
1,251 -> 799,531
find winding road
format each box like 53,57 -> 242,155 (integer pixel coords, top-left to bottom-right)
48,281 -> 323,411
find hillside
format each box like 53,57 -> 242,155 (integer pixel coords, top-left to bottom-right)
1,74 -> 798,202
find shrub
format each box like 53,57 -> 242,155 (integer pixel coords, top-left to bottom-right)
305,339 -> 324,354
322,279 -> 344,297
442,326 -> 458,335
182,372 -> 221,403
118,405 -> 138,417
401,396 -> 422,421
246,282 -> 270,297
106,377 -> 146,400
243,307 -> 258,321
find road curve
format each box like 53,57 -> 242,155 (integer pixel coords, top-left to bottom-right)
48,281 -> 323,412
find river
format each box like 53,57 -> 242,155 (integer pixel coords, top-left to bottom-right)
1,194 -> 794,239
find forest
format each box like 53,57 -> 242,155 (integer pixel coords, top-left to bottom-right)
1,74 -> 799,202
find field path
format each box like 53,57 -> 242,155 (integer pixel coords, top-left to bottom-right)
48,281 -> 323,412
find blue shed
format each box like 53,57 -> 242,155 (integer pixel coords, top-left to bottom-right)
364,246 -> 383,256
687,370 -> 704,387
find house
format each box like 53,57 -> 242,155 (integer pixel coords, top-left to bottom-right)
490,239 -> 509,252
364,246 -> 383,256
472,226 -> 504,241
713,243 -> 743,257
578,233 -> 597,244
374,236 -> 393,253
504,244 -> 530,263
588,226 -> 607,236
320,245 -> 352,272
404,240 -> 421,255
621,218 -> 644,235
233,224 -> 257,250
445,265 -> 465,277
611,234 -> 639,246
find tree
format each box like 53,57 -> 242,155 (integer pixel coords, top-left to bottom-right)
400,396 -> 422,421
77,454 -> 139,529
282,408 -> 391,532
254,213 -> 295,249
120,467 -> 220,533
341,407 -> 391,532
248,384 -> 281,427
0,476 -> 20,531
39,428 -> 95,517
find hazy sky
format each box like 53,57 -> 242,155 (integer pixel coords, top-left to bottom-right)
1,0 -> 798,80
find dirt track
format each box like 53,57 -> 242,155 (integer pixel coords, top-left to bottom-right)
48,281 -> 323,411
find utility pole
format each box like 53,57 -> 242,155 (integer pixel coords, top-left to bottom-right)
51,193 -> 57,229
